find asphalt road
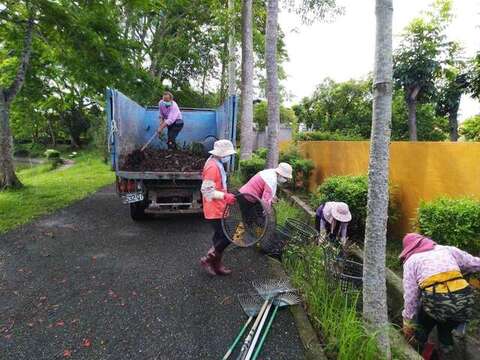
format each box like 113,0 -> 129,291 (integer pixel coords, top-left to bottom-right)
0,186 -> 304,359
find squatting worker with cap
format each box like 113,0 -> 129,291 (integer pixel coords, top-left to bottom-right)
157,91 -> 183,150
239,163 -> 293,215
199,139 -> 237,276
400,233 -> 480,358
315,201 -> 352,246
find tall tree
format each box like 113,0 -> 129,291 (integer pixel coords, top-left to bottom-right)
240,0 -> 254,160
436,43 -> 468,141
362,0 -> 393,357
0,5 -> 34,189
228,0 -> 236,96
469,53 -> 480,100
393,0 -> 452,141
265,0 -> 280,168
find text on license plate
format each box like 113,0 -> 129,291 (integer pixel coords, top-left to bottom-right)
123,193 -> 144,204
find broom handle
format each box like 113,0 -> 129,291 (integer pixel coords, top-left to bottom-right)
222,316 -> 253,360
244,300 -> 273,360
140,132 -> 157,152
236,299 -> 269,360
251,305 -> 280,360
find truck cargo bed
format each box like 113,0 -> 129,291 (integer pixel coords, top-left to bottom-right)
116,171 -> 202,180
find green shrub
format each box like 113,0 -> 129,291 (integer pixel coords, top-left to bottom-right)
417,198 -> 480,254
295,131 -> 364,141
239,155 -> 266,182
280,146 -> 314,190
254,147 -> 268,159
311,175 -> 397,243
44,149 -> 61,159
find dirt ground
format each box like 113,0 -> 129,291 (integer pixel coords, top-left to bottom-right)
120,148 -> 205,172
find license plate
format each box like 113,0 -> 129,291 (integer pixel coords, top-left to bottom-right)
123,193 -> 144,204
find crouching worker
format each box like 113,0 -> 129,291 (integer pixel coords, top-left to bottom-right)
315,201 -> 351,245
238,163 -> 293,224
199,140 -> 237,276
400,233 -> 480,357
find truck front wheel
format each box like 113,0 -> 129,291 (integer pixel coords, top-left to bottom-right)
130,200 -> 148,221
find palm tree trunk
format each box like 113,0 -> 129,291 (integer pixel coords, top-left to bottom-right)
265,0 -> 280,168
240,0 -> 254,160
228,0 -> 236,97
362,0 -> 393,358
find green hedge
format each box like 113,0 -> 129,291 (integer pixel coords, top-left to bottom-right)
295,131 -> 364,141
311,175 -> 397,243
279,146 -> 314,190
418,198 -> 480,254
239,155 -> 266,182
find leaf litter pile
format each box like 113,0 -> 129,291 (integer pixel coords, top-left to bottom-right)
120,148 -> 206,172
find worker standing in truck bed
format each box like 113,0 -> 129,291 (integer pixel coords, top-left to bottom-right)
157,91 -> 183,150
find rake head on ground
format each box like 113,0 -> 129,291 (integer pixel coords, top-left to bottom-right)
238,292 -> 265,317
252,279 -> 296,300
273,291 -> 302,307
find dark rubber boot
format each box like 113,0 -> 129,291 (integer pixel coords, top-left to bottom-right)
200,247 -> 217,276
213,251 -> 232,276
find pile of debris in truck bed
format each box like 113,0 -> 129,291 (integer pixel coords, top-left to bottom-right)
119,148 -> 206,172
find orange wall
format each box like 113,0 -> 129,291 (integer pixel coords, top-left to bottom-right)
283,141 -> 480,234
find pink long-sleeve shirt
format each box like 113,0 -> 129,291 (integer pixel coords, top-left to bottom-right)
239,169 -> 277,207
159,100 -> 182,126
402,245 -> 480,320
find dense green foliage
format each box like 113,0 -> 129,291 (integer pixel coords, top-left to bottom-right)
1,0 -> 281,151
279,145 -> 314,190
310,175 -> 397,243
238,154 -> 266,182
417,198 -> 480,254
295,131 -> 364,141
460,115 -> 480,141
0,151 -> 114,233
253,100 -> 297,131
293,79 -> 449,141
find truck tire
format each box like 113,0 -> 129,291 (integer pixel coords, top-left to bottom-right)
130,200 -> 148,221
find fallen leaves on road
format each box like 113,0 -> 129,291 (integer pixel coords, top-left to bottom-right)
82,338 -> 91,348
63,349 -> 72,357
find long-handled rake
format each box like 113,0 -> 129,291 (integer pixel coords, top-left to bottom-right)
222,293 -> 264,360
250,292 -> 302,360
236,279 -> 294,360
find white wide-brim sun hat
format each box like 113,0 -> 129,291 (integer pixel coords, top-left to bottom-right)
275,162 -> 293,179
331,202 -> 352,222
209,139 -> 236,157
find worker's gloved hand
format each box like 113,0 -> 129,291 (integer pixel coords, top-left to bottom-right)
224,193 -> 236,205
402,319 -> 416,343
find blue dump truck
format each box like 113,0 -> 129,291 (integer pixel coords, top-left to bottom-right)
106,89 -> 237,220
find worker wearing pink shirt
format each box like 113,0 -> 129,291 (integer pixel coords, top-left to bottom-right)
400,233 -> 480,357
157,91 -> 183,150
238,163 -> 292,226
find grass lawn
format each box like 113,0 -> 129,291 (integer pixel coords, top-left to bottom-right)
0,151 -> 114,234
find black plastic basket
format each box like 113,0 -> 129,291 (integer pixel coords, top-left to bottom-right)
259,224 -> 290,258
284,218 -> 319,245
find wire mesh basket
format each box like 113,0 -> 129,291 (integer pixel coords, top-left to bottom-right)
222,193 -> 271,247
259,224 -> 290,258
284,218 -> 319,245
324,246 -> 363,294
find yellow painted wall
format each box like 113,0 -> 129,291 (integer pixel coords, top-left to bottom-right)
282,141 -> 480,234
